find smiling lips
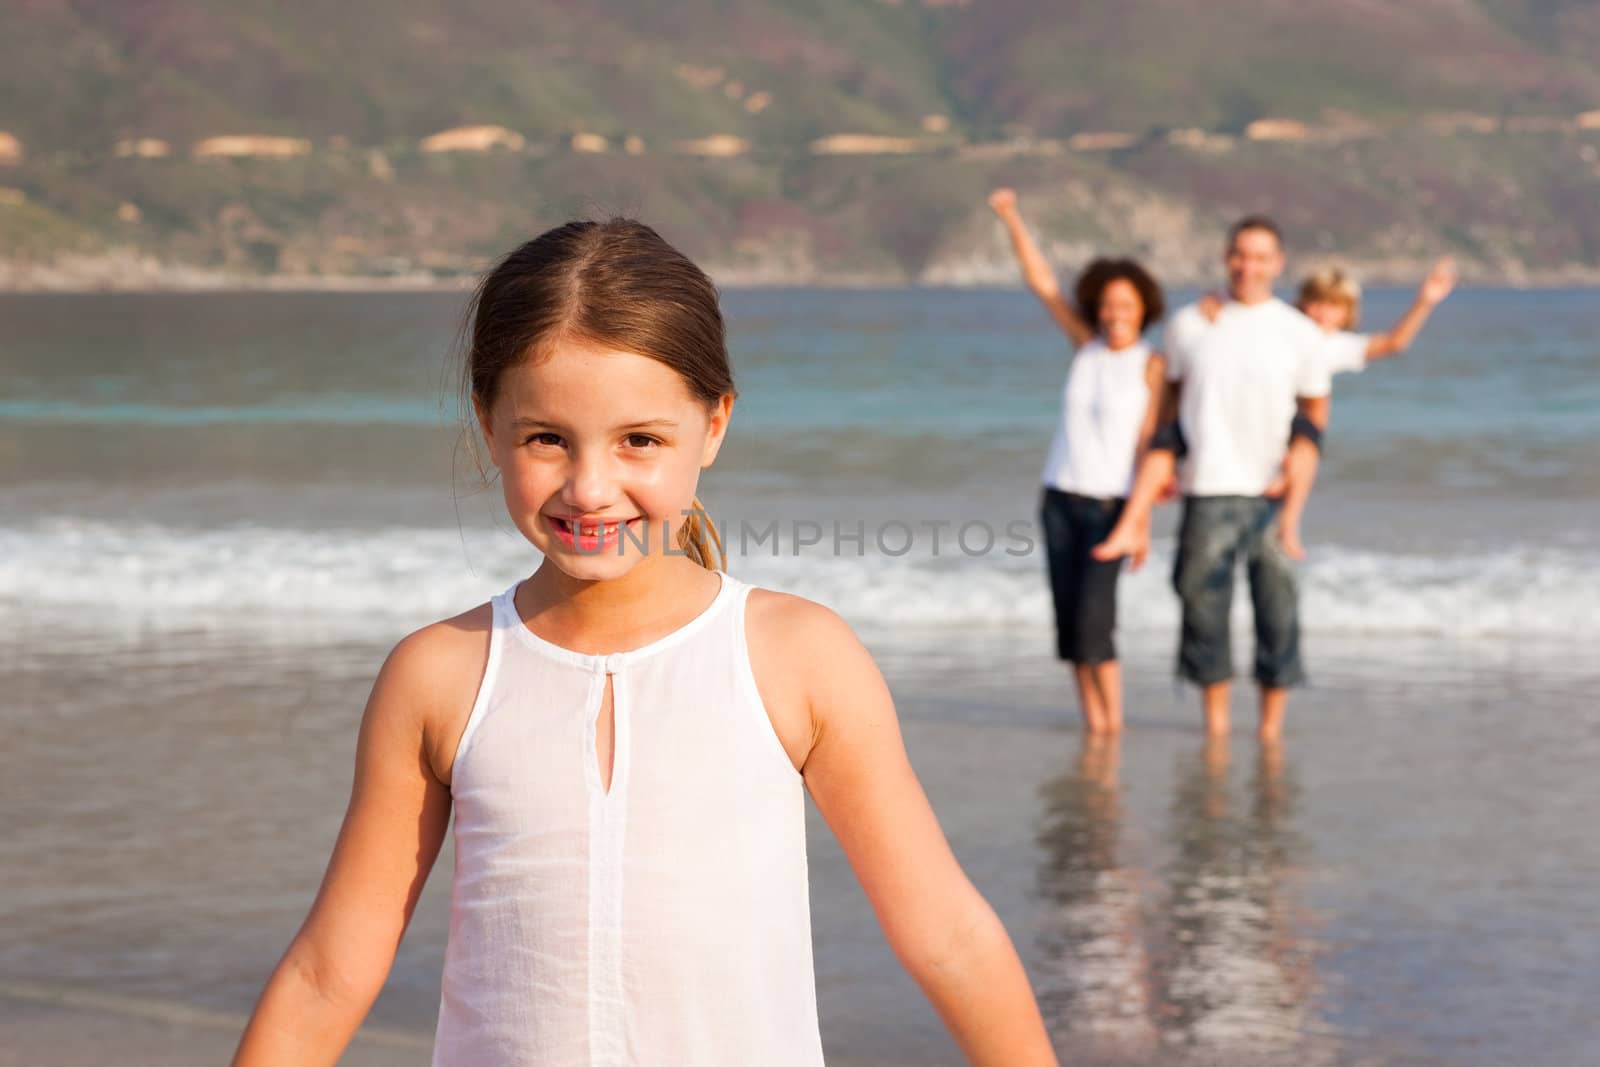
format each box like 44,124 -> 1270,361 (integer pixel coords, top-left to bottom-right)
547,514 -> 642,552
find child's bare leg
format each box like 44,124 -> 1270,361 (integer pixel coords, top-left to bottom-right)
1258,686 -> 1287,742
1273,438 -> 1320,560
1094,450 -> 1176,567
1073,664 -> 1110,733
1202,681 -> 1231,736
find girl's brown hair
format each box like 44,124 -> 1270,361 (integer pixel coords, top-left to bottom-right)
463,218 -> 734,570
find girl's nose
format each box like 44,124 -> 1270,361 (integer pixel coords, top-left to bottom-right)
562,450 -> 616,513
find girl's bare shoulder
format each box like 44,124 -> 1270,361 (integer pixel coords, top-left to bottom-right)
745,587 -> 858,649
744,588 -> 883,770
377,601 -> 496,786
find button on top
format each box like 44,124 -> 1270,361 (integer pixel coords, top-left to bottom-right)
603,653 -> 624,675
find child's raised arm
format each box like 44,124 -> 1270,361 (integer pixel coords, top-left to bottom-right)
751,593 -> 1058,1066
1365,257 -> 1456,361
988,188 -> 1095,348
232,612 -> 486,1067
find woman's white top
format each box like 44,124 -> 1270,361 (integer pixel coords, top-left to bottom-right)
1040,337 -> 1153,498
433,573 -> 824,1066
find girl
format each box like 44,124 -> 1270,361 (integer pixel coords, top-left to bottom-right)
1294,258 -> 1457,372
232,219 -> 1058,1066
989,188 -> 1168,736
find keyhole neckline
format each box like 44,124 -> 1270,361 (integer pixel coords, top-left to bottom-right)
501,573 -> 735,673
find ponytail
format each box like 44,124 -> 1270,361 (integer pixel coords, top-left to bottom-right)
676,498 -> 726,572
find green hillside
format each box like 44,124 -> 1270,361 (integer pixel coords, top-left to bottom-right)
2,0 -> 1598,286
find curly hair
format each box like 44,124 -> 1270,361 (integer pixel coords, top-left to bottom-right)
1073,258 -> 1166,333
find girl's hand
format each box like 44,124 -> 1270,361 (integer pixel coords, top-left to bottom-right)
988,187 -> 1018,215
1420,257 -> 1457,305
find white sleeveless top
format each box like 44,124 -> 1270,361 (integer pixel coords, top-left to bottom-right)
1039,338 -> 1152,499
433,574 -> 825,1066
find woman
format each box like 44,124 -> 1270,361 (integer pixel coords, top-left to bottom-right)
990,188 -> 1167,734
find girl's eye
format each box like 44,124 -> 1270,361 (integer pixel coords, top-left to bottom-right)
524,432 -> 563,447
624,434 -> 660,449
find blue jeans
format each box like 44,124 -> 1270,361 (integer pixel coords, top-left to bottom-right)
1171,496 -> 1305,688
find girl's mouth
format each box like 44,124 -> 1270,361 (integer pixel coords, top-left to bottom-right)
547,515 -> 642,553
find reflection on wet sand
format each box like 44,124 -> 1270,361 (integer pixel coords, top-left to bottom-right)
1155,740 -> 1322,1058
1035,736 -> 1159,1059
1037,738 -> 1326,1063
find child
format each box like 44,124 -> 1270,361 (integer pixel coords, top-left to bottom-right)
1294,258 -> 1457,370
990,188 -> 1169,735
231,219 -> 1058,1066
1201,258 -> 1457,557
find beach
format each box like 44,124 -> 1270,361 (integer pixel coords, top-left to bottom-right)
5,624 -> 1597,1065
3,289 -> 1598,1064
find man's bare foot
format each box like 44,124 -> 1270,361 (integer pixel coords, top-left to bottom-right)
1093,522 -> 1149,569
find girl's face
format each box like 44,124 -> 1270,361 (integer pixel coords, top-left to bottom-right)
1097,277 -> 1145,350
1302,298 -> 1353,333
477,338 -> 732,581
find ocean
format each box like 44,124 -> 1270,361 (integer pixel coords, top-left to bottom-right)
3,288 -> 1598,1065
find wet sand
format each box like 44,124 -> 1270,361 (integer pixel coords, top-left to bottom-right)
4,622 -> 1598,1066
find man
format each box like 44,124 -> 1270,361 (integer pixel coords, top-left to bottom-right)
1094,217 -> 1330,741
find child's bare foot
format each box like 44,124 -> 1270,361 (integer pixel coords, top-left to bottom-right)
1093,522 -> 1149,569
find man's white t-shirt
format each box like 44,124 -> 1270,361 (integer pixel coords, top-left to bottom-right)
1324,330 -> 1370,375
1164,298 -> 1333,496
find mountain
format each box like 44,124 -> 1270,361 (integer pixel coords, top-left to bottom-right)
2,0 -> 1598,287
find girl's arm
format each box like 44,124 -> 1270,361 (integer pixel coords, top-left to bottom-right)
767,597 -> 1057,1067
1366,257 -> 1456,361
233,616 -> 483,1066
988,188 -> 1094,347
